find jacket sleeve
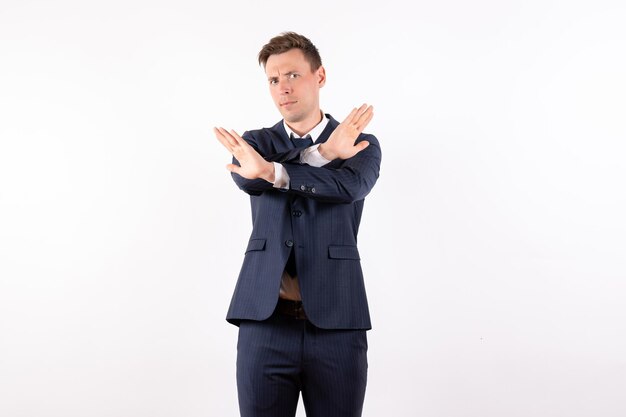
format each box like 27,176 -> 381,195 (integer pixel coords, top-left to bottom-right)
281,134 -> 382,204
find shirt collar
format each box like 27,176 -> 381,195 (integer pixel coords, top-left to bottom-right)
283,110 -> 329,142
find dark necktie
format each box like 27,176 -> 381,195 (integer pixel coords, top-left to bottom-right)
291,133 -> 313,149
285,133 -> 311,278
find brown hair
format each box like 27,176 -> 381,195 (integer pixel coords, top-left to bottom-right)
258,32 -> 322,72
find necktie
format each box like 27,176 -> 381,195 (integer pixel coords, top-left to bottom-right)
291,134 -> 313,149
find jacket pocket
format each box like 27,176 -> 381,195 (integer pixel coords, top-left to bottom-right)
245,238 -> 266,253
328,245 -> 360,260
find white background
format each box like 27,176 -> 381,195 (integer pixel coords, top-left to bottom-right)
1,0 -> 625,416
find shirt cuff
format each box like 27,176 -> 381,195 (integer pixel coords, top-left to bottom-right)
300,144 -> 331,167
272,162 -> 290,189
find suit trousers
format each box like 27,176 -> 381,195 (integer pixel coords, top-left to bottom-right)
236,307 -> 368,417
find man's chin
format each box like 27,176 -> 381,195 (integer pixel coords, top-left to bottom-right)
282,112 -> 304,124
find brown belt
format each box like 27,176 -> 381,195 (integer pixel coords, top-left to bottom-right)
275,298 -> 308,320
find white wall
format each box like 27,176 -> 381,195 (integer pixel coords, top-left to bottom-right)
1,1 -> 625,416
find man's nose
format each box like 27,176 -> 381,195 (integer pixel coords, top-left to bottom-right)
278,78 -> 292,94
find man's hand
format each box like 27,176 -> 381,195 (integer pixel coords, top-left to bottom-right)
318,104 -> 374,161
214,127 -> 275,182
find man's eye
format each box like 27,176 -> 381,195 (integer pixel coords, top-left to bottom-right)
270,80 -> 278,85
289,73 -> 299,79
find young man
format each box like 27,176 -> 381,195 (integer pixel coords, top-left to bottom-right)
214,32 -> 382,417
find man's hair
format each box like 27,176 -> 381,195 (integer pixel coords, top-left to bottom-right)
258,32 -> 322,72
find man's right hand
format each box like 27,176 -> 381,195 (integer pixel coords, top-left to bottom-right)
214,127 -> 276,182
318,104 -> 374,161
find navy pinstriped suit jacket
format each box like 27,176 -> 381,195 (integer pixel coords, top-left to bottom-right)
226,114 -> 382,330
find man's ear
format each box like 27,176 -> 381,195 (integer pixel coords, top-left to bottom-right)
317,66 -> 326,88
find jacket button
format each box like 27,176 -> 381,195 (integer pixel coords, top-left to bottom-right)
292,210 -> 302,217
300,185 -> 306,191
285,240 -> 294,247
311,187 -> 316,193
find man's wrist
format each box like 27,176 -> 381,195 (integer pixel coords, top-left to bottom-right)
260,161 -> 276,183
301,144 -> 332,167
271,162 -> 289,189
318,143 -> 336,161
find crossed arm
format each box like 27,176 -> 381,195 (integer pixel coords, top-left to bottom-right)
214,105 -> 379,203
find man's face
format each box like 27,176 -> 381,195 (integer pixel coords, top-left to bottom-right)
265,48 -> 326,124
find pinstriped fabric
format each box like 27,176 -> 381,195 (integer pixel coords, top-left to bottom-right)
237,311 -> 368,417
226,114 -> 382,330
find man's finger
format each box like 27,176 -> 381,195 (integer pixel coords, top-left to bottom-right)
230,129 -> 251,148
348,104 -> 368,125
342,107 -> 359,125
226,163 -> 240,174
352,104 -> 368,124
215,127 -> 238,149
353,105 -> 373,127
217,127 -> 240,148
354,140 -> 370,152
214,127 -> 235,153
355,107 -> 374,131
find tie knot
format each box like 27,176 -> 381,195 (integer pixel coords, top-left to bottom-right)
290,133 -> 311,140
291,134 -> 313,148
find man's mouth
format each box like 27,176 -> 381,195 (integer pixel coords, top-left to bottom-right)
281,101 -> 297,107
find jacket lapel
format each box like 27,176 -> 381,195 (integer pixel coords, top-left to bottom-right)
269,119 -> 295,152
314,113 -> 338,145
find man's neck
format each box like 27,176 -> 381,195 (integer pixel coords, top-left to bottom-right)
285,110 -> 323,137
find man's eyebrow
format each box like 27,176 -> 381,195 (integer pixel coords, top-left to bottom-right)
267,71 -> 299,81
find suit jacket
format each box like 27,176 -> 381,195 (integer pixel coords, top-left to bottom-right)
225,114 -> 382,330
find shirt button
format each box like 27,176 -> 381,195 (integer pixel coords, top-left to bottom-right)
285,240 -> 294,247
311,187 -> 316,193
300,185 -> 306,191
